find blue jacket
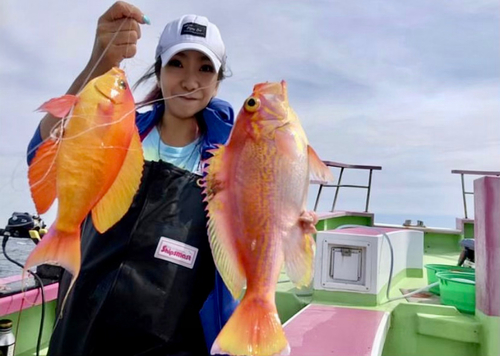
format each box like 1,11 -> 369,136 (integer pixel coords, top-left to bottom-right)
27,98 -> 238,349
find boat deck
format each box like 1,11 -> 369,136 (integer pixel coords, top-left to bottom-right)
276,248 -> 462,314
274,220 -> 479,356
284,304 -> 390,356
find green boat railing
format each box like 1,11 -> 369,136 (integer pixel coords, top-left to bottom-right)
312,161 -> 382,212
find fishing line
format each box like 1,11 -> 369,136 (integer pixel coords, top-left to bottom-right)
20,72 -> 224,247
13,5 -> 268,194
28,80 -> 223,162
7,13 -> 238,305
12,70 -> 244,192
23,28 -> 232,181
77,19 -> 129,95
2,156 -> 32,194
121,7 -> 134,74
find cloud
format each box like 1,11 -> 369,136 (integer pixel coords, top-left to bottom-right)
0,0 -> 498,227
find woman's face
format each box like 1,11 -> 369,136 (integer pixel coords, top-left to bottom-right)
160,50 -> 219,119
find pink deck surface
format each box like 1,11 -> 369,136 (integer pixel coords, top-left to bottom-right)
0,282 -> 59,316
284,304 -> 388,356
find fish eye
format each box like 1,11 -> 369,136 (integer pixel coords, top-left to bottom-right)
244,97 -> 260,112
118,80 -> 127,90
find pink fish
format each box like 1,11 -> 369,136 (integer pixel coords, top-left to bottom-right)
204,81 -> 333,356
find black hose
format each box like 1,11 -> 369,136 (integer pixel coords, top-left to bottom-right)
2,234 -> 45,356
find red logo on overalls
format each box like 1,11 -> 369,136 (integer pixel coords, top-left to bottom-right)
161,245 -> 192,261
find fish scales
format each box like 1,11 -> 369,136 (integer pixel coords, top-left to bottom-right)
205,81 -> 333,356
25,67 -> 144,315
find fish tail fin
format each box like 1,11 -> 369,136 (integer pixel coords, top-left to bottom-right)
23,226 -> 81,315
211,294 -> 290,356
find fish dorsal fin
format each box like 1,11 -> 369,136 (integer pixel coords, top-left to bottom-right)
91,130 -> 144,233
28,138 -> 59,214
308,145 -> 334,183
37,94 -> 78,118
204,145 -> 246,299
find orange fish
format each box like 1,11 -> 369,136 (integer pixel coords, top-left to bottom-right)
25,67 -> 143,300
204,81 -> 334,356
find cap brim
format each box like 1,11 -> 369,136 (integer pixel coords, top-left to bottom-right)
159,43 -> 222,72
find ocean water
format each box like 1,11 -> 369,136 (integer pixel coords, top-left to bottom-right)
0,212 -> 459,279
0,237 -> 34,278
374,213 -> 458,229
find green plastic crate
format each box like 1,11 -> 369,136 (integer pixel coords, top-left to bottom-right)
436,272 -> 476,314
425,264 -> 474,295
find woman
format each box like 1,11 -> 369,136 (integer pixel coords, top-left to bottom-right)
27,2 -> 236,355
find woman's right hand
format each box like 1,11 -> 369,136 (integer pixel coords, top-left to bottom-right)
39,1 -> 148,141
87,1 -> 148,76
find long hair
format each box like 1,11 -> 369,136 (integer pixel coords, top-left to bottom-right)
134,58 -> 163,109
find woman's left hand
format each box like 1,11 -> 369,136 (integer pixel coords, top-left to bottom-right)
299,211 -> 318,234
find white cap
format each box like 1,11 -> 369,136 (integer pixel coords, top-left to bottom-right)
155,14 -> 226,72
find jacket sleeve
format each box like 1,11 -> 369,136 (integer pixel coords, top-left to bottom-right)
26,107 -> 157,166
26,125 -> 43,165
201,98 -> 235,161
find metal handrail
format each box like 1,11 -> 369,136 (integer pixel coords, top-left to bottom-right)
312,161 -> 382,212
451,169 -> 500,219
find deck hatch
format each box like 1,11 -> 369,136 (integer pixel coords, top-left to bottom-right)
329,247 -> 363,282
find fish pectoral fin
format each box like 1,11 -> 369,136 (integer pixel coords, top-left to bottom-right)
283,225 -> 315,289
308,145 -> 334,183
37,94 -> 78,118
275,126 -> 306,161
299,210 -> 319,234
275,129 -> 293,158
28,138 -> 59,214
97,101 -> 115,120
203,146 -> 246,299
91,129 -> 144,233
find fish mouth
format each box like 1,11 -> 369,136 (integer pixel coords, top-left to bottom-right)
253,81 -> 287,97
94,67 -> 128,104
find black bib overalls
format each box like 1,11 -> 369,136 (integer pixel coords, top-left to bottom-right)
48,160 -> 215,356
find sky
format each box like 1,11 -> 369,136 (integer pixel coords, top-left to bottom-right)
0,0 -> 498,230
